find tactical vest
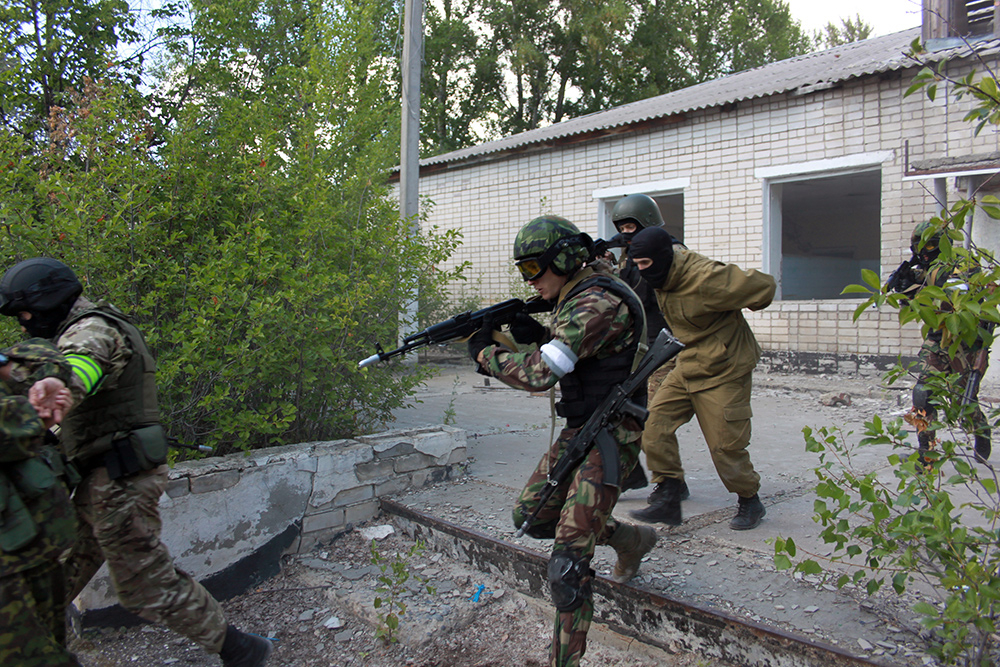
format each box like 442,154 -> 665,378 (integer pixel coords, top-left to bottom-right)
58,303 -> 160,461
555,274 -> 646,428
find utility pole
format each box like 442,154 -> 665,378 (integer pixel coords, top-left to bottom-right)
399,0 -> 423,348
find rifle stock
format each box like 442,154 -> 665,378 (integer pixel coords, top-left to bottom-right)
517,328 -> 684,537
593,234 -> 626,258
359,297 -> 553,368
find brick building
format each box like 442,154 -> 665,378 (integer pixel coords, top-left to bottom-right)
406,1 -> 1000,376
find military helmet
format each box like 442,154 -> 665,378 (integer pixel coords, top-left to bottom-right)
910,221 -> 943,265
0,257 -> 82,316
611,194 -> 664,232
513,216 -> 593,280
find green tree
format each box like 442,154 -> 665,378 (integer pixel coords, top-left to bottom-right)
432,0 -> 811,141
0,0 -> 141,144
0,0 -> 467,454
421,0 -> 503,156
814,14 -> 875,49
773,39 -> 1000,665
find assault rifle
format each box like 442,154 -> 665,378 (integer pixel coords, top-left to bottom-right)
593,234 -> 626,258
516,328 -> 685,538
359,297 -> 553,368
961,321 -> 996,410
885,255 -> 921,293
168,437 -> 214,454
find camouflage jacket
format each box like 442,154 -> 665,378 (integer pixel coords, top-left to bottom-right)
481,267 -> 643,443
911,260 -> 990,370
56,296 -> 133,405
654,249 -> 775,392
0,339 -> 76,575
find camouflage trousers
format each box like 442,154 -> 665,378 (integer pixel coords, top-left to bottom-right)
914,340 -> 990,455
512,427 -> 640,667
65,465 -> 228,652
0,562 -> 81,666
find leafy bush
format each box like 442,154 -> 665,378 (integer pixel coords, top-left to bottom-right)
0,1 -> 466,454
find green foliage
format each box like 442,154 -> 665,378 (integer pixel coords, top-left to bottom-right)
0,1 -> 467,455
0,0 -> 141,144
813,14 -> 874,50
423,0 -> 812,146
370,538 -> 436,645
775,423 -> 1000,665
776,42 -> 1000,665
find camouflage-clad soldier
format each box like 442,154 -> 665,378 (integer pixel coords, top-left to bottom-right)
888,222 -> 991,463
0,258 -> 272,667
610,194 -> 691,504
468,216 -> 657,667
628,227 -> 775,530
0,338 -> 80,666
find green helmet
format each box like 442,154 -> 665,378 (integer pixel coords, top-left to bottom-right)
513,216 -> 592,280
611,194 -> 664,232
910,221 -> 942,265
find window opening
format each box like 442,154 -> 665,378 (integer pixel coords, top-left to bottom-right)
770,170 -> 881,300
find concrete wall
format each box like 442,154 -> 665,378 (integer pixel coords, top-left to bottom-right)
75,426 -> 467,614
413,57 -> 1000,370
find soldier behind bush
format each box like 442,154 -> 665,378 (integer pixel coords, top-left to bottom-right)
888,221 -> 992,464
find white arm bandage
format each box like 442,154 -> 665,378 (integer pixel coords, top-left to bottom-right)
539,339 -> 578,378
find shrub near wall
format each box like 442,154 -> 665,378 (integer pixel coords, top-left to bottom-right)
0,0 -> 466,454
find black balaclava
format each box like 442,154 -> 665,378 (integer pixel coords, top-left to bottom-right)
20,302 -> 74,339
629,227 -> 675,289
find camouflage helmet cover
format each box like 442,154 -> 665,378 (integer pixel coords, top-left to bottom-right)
513,215 -> 592,277
611,194 -> 664,231
910,220 -> 942,253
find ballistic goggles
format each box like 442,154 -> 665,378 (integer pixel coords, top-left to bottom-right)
514,234 -> 592,281
515,256 -> 547,281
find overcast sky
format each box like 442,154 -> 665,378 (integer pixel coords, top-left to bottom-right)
785,0 -> 923,37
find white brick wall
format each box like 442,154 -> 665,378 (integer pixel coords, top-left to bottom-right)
412,59 -> 1000,362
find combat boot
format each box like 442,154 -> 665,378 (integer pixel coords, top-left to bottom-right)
621,461 -> 649,491
730,494 -> 765,531
647,478 -> 689,505
219,624 -> 273,667
607,523 -> 657,583
630,477 -> 684,525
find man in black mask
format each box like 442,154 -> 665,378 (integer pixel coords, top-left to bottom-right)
627,228 -> 776,530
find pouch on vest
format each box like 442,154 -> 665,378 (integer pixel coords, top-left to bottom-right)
0,476 -> 38,552
10,456 -> 57,498
104,424 -> 168,480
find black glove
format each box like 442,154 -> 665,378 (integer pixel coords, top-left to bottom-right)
510,312 -> 546,345
467,312 -> 496,363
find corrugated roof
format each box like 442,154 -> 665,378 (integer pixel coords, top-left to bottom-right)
421,27 -> 1000,168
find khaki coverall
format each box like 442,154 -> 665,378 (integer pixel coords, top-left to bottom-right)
642,250 -> 775,497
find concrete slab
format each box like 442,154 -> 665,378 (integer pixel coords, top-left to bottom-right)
386,359 -> 964,665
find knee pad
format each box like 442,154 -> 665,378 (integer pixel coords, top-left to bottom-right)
547,551 -> 593,612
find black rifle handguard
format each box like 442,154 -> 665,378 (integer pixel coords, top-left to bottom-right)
516,328 -> 684,537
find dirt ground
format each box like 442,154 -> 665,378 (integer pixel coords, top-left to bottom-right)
70,524 -> 722,667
